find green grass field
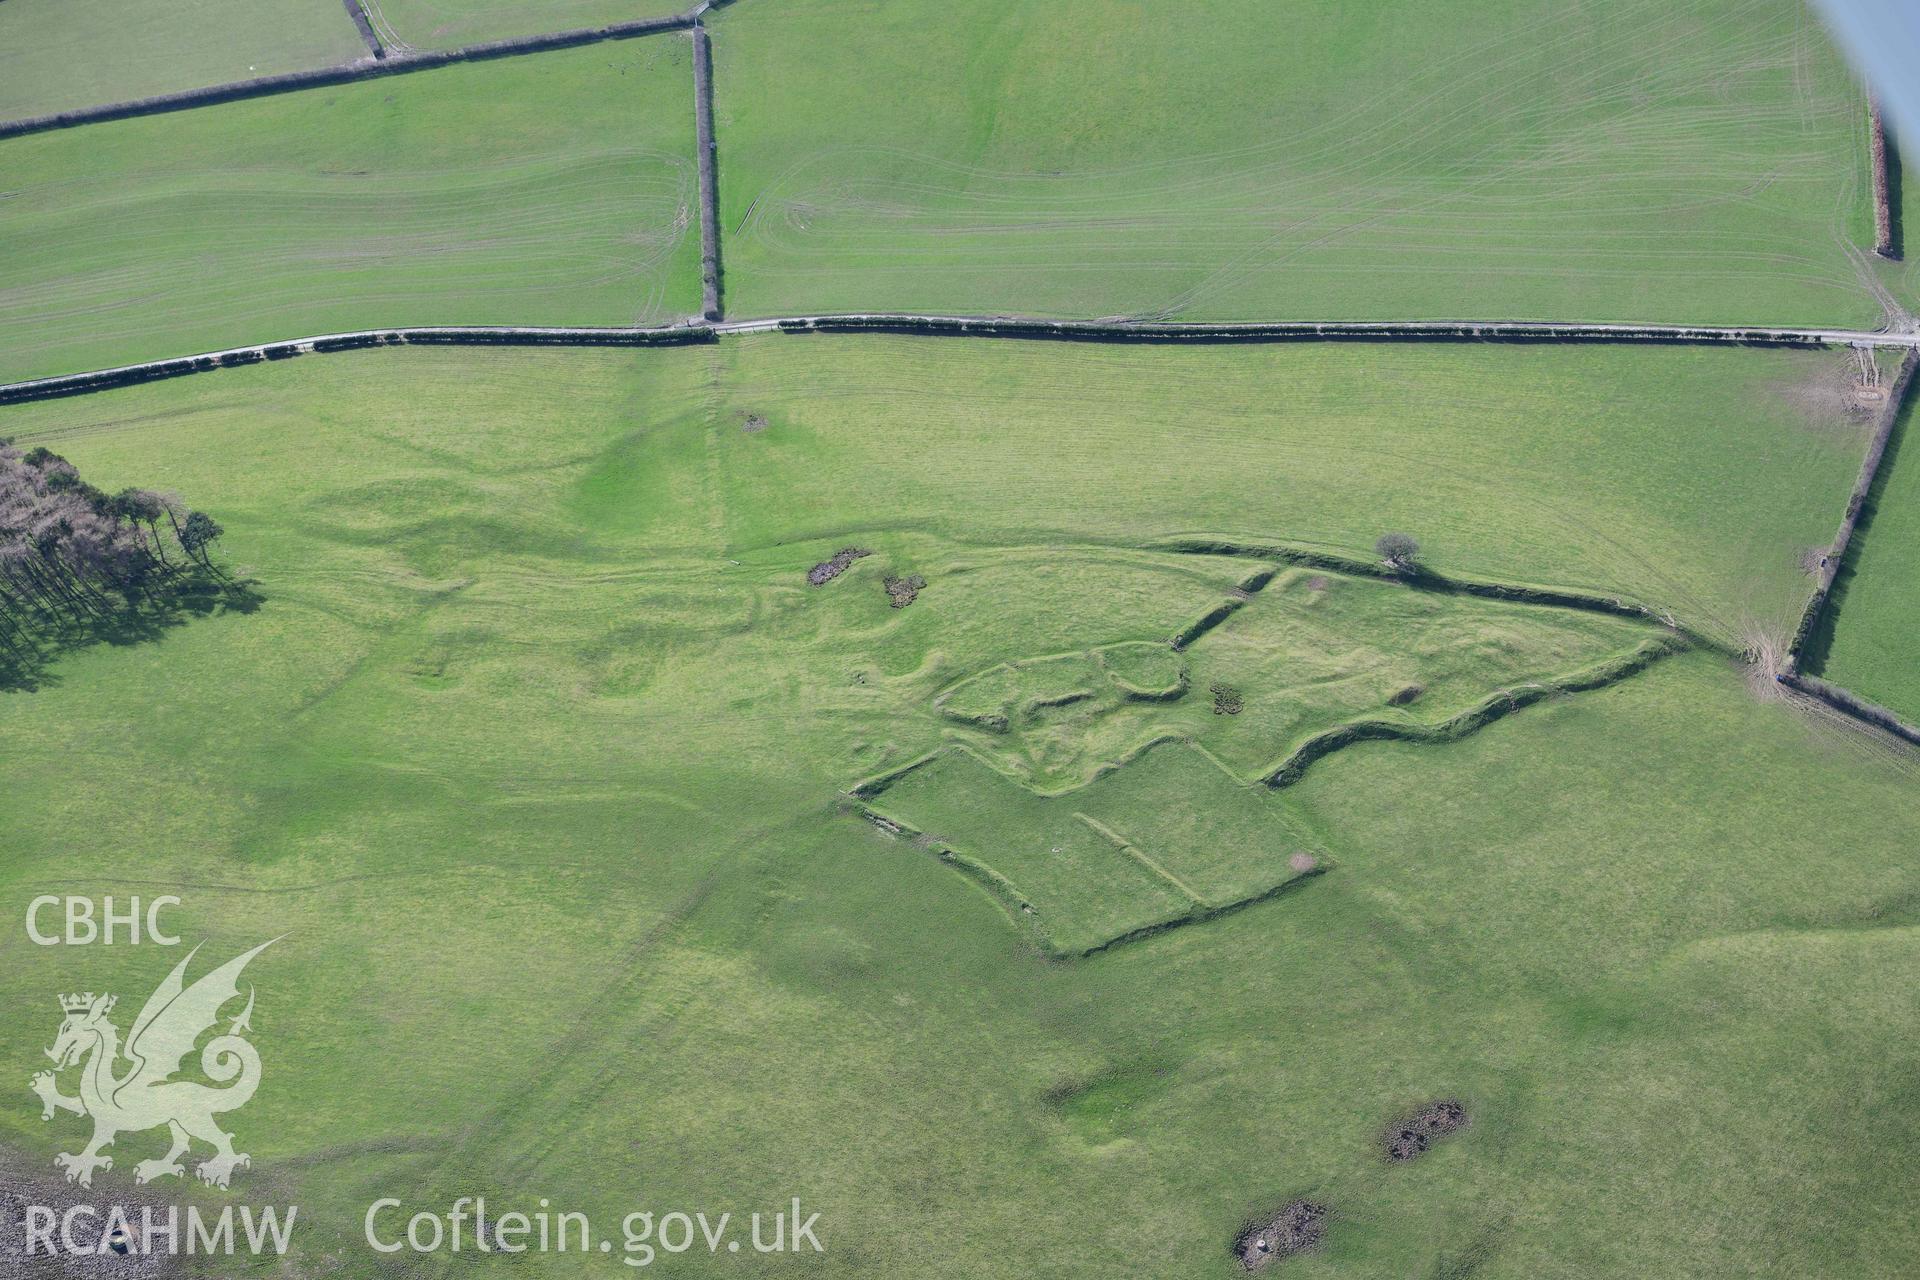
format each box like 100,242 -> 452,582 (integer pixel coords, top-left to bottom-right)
0,40 -> 700,384
358,0 -> 689,52
8,1 -> 1920,1271
0,0 -> 368,122
699,334 -> 1865,649
878,566 -> 1673,955
710,0 -> 1911,327
916,567 -> 1669,792
1,340 -> 1917,1275
1809,388 -> 1920,720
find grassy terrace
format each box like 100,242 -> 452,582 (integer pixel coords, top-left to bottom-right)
711,0 -> 1909,328
0,341 -> 1915,1275
0,40 -> 701,384
0,0 -> 368,121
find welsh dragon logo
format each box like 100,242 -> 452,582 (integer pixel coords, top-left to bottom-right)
29,940 -> 275,1189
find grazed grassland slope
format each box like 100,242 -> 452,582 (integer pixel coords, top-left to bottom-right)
1,345 -> 1917,1277
865,571 -> 1672,954
0,40 -> 701,384
708,334 -> 1863,649
0,0 -> 368,121
712,0 -> 1914,327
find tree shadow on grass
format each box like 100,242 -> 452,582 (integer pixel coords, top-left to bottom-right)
0,572 -> 264,693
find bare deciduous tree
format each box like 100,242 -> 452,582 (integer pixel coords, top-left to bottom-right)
1375,532 -> 1420,571
0,442 -> 228,665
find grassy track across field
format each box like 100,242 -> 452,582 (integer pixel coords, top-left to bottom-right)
0,41 -> 702,384
1,343 -> 1917,1277
0,0 -> 369,121
357,0 -> 689,51
711,0 -> 1913,327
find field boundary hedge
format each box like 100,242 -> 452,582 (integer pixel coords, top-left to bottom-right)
768,315 -> 1872,347
1153,537 -> 1719,651
0,326 -> 715,405
841,798 -> 1056,953
342,0 -> 386,58
850,785 -> 1331,962
1776,672 -> 1920,747
1072,865 -> 1326,960
0,13 -> 694,140
692,23 -> 724,319
8,317 -> 1912,408
1075,812 -> 1210,907
1260,636 -> 1688,788
854,634 -> 1669,954
1782,346 -> 1920,672
846,560 -> 1684,957
1168,566 -> 1275,650
1870,96 -> 1899,259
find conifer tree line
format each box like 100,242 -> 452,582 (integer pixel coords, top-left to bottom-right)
0,439 -> 225,658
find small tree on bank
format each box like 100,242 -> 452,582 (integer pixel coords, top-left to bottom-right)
109,488 -> 173,568
177,511 -> 224,570
1376,532 -> 1420,572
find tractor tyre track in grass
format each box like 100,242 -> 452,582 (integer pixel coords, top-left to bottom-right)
0,12 -> 698,141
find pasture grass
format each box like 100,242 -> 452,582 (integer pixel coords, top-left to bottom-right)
919,564 -> 1665,786
0,40 -> 701,384
0,343 -> 1915,1276
358,0 -> 689,52
1076,743 -> 1319,905
710,0 -> 1903,327
869,749 -> 1201,953
874,564 -> 1663,950
868,735 -> 1331,949
699,333 -> 1862,649
1809,388 -> 1920,720
0,0 -> 368,121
